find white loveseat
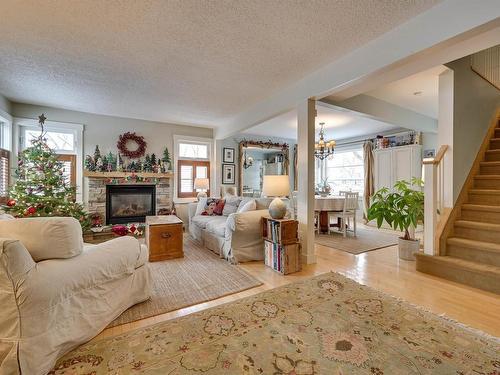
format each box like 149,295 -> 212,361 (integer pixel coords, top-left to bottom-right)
0,217 -> 152,375
188,197 -> 275,263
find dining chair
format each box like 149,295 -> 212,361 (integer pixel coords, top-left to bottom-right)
329,191 -> 358,237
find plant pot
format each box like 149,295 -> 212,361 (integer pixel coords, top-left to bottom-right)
398,237 -> 420,261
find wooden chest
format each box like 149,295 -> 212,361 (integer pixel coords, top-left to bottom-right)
146,215 -> 184,262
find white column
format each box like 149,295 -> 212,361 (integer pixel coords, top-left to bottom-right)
297,99 -> 317,264
424,162 -> 437,255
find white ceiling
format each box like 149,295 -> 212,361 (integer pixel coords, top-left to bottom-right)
243,104 -> 400,141
365,65 -> 448,119
0,0 -> 440,127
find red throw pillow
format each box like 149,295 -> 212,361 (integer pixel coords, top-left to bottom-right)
213,199 -> 225,215
201,198 -> 218,216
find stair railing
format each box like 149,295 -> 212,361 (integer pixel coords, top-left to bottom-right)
423,145 -> 449,255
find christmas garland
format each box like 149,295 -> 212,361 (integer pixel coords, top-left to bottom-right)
117,132 -> 147,158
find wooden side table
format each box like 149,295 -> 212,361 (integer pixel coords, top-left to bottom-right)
262,217 -> 301,275
146,215 -> 184,262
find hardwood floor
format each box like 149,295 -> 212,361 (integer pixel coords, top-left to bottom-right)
97,233 -> 500,342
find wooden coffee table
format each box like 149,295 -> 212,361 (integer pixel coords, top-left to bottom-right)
145,215 -> 184,262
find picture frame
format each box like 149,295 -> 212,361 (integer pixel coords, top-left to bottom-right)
222,147 -> 235,163
423,149 -> 436,158
222,164 -> 235,184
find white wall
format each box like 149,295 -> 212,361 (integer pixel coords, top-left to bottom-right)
0,94 -> 11,116
446,55 -> 500,200
11,103 -> 214,203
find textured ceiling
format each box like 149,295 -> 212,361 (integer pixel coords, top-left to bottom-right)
243,104 -> 400,140
0,0 -> 440,127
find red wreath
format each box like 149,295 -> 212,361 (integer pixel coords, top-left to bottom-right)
117,132 -> 147,158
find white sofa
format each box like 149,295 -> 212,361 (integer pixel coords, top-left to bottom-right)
0,217 -> 152,375
188,197 -> 274,263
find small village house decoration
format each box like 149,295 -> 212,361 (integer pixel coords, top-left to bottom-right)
117,132 -> 147,158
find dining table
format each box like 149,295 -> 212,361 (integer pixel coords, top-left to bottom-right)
315,195 -> 359,234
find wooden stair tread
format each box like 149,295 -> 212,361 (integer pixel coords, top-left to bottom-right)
416,254 -> 500,276
480,161 -> 500,166
461,203 -> 500,212
468,189 -> 500,195
454,220 -> 500,231
447,237 -> 500,254
474,175 -> 500,179
485,149 -> 500,154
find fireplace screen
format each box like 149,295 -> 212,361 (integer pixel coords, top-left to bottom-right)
106,185 -> 156,224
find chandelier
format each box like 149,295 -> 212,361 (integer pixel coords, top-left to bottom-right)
314,122 -> 336,160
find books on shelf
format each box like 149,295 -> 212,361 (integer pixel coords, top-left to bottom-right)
264,240 -> 300,275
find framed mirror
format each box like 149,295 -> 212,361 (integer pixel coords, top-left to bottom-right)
238,140 -> 289,197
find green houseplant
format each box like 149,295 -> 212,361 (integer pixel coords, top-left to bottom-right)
367,178 -> 424,260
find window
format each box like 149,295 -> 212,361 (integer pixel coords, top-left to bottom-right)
22,127 -> 76,153
323,148 -> 364,195
179,142 -> 208,159
174,136 -> 212,200
178,160 -> 210,198
0,149 -> 9,203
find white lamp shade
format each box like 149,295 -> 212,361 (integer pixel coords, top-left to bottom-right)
194,178 -> 209,190
262,175 -> 290,197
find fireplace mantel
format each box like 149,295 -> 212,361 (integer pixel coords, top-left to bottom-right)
84,171 -> 173,179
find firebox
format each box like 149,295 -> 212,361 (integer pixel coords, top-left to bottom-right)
106,185 -> 156,224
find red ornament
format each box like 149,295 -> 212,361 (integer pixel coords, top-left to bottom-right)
26,206 -> 36,215
111,225 -> 128,236
6,199 -> 16,207
129,224 -> 137,234
117,132 -> 147,159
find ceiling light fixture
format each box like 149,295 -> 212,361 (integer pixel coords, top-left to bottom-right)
314,122 -> 336,160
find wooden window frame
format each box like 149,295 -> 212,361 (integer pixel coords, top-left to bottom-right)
177,160 -> 210,198
0,148 -> 10,204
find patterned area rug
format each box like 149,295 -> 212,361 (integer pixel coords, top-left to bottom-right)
108,235 -> 262,328
315,227 -> 398,254
51,272 -> 499,374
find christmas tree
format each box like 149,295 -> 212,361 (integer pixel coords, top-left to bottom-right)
3,114 -> 90,229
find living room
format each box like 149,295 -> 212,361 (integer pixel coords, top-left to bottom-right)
1,2 -> 500,374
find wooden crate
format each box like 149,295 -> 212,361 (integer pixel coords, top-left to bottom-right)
146,215 -> 184,261
262,217 -> 298,245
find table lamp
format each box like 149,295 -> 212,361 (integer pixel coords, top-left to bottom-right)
262,175 -> 290,219
194,178 -> 209,200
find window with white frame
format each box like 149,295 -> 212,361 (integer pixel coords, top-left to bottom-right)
318,147 -> 364,195
0,119 -> 11,202
16,119 -> 84,202
175,137 -> 211,199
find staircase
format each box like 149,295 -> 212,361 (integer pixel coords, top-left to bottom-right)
416,119 -> 500,294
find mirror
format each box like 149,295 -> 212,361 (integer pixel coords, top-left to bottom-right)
238,140 -> 289,197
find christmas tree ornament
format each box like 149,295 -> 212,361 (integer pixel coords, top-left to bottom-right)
6,199 -> 15,207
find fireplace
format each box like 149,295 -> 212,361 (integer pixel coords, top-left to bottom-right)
106,185 -> 156,224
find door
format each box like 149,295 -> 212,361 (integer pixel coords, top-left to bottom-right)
392,147 -> 413,185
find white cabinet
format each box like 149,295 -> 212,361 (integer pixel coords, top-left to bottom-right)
374,145 -> 422,192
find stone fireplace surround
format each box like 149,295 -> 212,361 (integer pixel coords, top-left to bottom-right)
86,175 -> 172,224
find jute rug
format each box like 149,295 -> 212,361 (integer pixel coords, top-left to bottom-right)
52,272 -> 499,374
315,226 -> 398,254
108,236 -> 262,328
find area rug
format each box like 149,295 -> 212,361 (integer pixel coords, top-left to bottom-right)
315,227 -> 398,254
108,236 -> 262,328
52,272 -> 499,374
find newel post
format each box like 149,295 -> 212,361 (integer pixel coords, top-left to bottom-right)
424,162 -> 437,255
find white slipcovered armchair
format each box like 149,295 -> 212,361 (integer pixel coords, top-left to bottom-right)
0,217 -> 152,375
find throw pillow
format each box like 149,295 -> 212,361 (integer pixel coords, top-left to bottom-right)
201,198 -> 223,216
237,199 -> 256,213
195,197 -> 208,216
213,199 -> 225,215
222,196 -> 242,216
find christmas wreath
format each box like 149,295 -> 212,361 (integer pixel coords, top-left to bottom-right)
117,132 -> 147,158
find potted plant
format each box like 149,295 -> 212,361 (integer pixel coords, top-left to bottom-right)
367,178 -> 424,260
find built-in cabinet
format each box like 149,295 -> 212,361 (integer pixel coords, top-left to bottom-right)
374,144 -> 422,192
